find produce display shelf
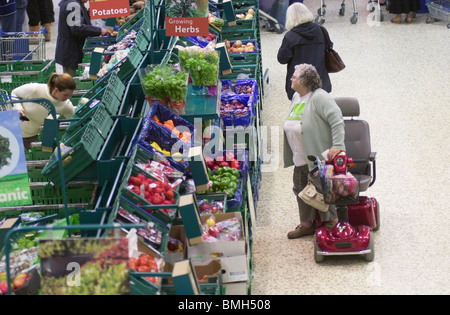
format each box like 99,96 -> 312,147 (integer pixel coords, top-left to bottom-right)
1,0 -> 264,296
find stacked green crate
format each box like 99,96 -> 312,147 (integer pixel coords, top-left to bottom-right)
41,123 -> 105,186
0,59 -> 56,93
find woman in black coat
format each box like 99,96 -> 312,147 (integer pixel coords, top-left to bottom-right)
277,3 -> 332,100
55,0 -> 110,76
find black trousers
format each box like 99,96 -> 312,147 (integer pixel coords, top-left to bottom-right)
26,0 -> 55,26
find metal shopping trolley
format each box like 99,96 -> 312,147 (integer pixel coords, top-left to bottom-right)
425,0 -> 450,28
0,89 -> 12,111
0,27 -> 48,61
259,0 -> 287,34
316,0 -> 359,24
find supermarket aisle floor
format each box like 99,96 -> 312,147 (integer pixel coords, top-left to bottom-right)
252,0 -> 450,295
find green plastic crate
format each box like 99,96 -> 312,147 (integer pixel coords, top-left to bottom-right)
41,124 -> 105,186
29,181 -> 97,206
62,102 -> 114,142
25,145 -> 52,161
110,197 -> 170,257
229,52 -> 259,67
73,84 -> 121,119
116,44 -> 144,80
0,59 -> 56,92
118,162 -> 179,225
74,78 -> 97,90
220,28 -> 257,41
117,7 -> 151,42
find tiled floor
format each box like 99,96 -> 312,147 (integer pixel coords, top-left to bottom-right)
251,0 -> 450,294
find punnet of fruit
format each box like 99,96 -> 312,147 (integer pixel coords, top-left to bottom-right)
120,164 -> 179,224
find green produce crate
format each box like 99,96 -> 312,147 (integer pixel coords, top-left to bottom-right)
25,144 -> 52,161
41,124 -> 105,186
73,84 -> 121,119
116,44 -> 144,81
220,28 -> 257,41
27,160 -> 50,182
117,7 -> 151,42
119,162 -> 179,225
62,102 -> 114,142
220,64 -> 259,81
29,181 -> 97,206
130,274 -> 160,295
0,59 -> 55,92
229,52 -> 259,67
74,78 -> 96,90
110,196 -> 170,258
0,204 -> 84,221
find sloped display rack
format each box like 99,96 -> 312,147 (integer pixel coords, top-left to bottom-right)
0,0 -> 264,296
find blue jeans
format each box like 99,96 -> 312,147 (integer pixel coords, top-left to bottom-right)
0,13 -> 17,33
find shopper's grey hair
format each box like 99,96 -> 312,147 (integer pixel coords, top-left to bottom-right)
294,64 -> 322,91
285,3 -> 314,30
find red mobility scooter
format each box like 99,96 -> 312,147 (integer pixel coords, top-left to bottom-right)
313,97 -> 379,263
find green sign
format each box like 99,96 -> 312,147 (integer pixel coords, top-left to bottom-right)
0,110 -> 32,207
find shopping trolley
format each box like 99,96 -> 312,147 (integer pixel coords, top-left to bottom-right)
259,0 -> 287,34
425,0 -> 450,28
0,27 -> 48,61
0,90 -> 12,111
316,0 -> 359,24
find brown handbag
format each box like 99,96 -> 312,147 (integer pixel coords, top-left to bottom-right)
320,26 -> 345,73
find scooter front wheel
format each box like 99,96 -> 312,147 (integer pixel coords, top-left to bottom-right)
314,237 -> 325,263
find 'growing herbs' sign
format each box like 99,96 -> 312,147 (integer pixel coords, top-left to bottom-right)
0,110 -> 32,207
165,0 -> 209,36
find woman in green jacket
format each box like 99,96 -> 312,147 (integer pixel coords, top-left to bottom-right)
283,63 -> 345,239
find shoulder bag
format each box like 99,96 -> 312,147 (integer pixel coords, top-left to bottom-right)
298,173 -> 329,213
319,26 -> 345,73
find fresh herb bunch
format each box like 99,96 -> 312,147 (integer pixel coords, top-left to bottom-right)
142,64 -> 188,103
142,64 -> 170,101
166,70 -> 189,103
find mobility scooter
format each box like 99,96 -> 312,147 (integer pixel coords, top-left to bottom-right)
313,97 -> 379,263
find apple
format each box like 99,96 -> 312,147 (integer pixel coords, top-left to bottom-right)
0,281 -> 8,295
13,276 -> 27,290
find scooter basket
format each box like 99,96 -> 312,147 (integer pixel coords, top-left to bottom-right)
323,172 -> 359,205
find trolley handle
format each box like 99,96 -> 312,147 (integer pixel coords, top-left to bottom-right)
0,27 -> 48,37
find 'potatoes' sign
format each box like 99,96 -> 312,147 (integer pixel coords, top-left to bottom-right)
89,0 -> 129,19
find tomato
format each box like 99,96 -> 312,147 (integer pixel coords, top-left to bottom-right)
129,258 -> 138,270
148,260 -> 158,271
165,189 -> 174,199
131,186 -> 140,195
129,176 -> 141,186
151,194 -> 163,204
138,255 -> 150,267
137,265 -> 150,272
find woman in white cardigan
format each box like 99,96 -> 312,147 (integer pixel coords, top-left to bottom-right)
11,73 -> 76,150
283,64 -> 345,239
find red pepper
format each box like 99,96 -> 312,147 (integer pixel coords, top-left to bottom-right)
231,159 -> 240,169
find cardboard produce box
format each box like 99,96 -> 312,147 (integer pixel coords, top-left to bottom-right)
187,212 -> 249,283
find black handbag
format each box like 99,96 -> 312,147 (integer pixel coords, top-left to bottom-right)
320,26 -> 345,73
